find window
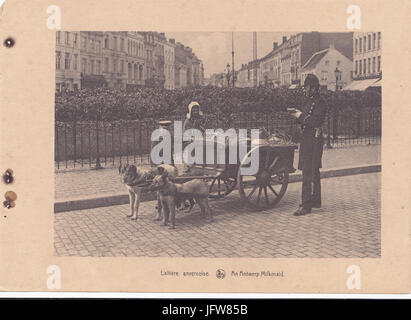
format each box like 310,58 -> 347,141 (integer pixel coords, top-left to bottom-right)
64,53 -> 70,69
56,51 -> 61,69
377,56 -> 381,72
355,60 -> 358,75
378,32 -> 381,49
120,60 -> 124,73
325,60 -> 329,66
359,60 -> 362,74
65,32 -> 70,45
336,60 -> 341,66
113,37 -> 117,51
96,40 -> 101,54
321,71 -> 328,81
368,34 -> 371,50
368,58 -> 371,74
363,36 -> 366,52
73,33 -> 78,47
128,63 -> 132,80
104,37 -> 109,49
120,38 -> 124,52
81,36 -> 87,50
104,57 -> 109,72
359,38 -> 362,53
363,58 -> 366,74
372,57 -> 376,73
113,59 -> 117,73
96,60 -> 101,74
90,60 -> 94,74
73,54 -> 78,70
355,39 -> 358,54
81,58 -> 87,73
373,33 -> 376,49
56,31 -> 61,44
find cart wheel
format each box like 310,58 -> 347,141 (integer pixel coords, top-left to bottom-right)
209,169 -> 237,199
238,146 -> 289,209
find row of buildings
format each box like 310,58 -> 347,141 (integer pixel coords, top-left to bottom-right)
56,31 -> 204,91
210,31 -> 381,91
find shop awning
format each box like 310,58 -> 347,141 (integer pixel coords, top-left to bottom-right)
369,79 -> 382,88
343,78 -> 380,91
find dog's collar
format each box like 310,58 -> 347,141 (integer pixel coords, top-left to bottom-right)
127,181 -> 150,187
126,174 -> 150,187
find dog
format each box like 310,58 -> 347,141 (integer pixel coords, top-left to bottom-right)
119,163 -> 178,220
149,167 -> 213,229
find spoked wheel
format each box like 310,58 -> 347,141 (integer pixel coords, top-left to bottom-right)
238,146 -> 289,210
209,168 -> 238,199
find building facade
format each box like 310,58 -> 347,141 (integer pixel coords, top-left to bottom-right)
236,59 -> 260,88
78,32 -> 107,89
254,32 -> 354,88
56,31 -> 204,91
301,45 -> 353,91
164,39 -> 175,90
56,31 -> 82,91
260,42 -> 281,87
125,32 -> 146,88
353,32 -> 381,80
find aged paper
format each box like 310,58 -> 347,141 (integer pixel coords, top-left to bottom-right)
0,0 -> 410,294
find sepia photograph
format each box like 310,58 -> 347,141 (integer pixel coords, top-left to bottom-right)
53,31 -> 382,258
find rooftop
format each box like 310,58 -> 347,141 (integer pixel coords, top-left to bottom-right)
301,48 -> 329,70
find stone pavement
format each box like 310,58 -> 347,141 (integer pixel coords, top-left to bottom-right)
54,172 -> 381,258
55,144 -> 380,200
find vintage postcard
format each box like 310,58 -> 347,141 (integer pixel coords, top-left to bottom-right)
0,0 -> 410,294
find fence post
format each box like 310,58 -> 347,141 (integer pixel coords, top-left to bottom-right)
332,108 -> 338,142
326,106 -> 332,149
95,108 -> 103,169
72,109 -> 77,168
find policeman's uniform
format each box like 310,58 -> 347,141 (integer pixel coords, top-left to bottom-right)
296,86 -> 327,213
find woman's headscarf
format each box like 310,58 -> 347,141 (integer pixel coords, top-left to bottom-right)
186,101 -> 203,119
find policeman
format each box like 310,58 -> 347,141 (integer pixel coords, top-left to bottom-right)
288,74 -> 327,216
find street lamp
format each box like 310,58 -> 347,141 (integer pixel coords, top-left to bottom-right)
327,67 -> 342,149
334,67 -> 342,91
226,63 -> 231,87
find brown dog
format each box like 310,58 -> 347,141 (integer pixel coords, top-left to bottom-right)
149,167 -> 213,229
119,163 -> 178,220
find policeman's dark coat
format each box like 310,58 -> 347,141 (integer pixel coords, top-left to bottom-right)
297,95 -> 327,170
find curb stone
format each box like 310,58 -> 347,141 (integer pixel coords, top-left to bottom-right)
54,164 -> 381,213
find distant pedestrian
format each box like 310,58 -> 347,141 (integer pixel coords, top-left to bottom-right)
288,74 -> 327,216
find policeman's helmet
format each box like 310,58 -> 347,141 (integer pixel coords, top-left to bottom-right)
304,74 -> 320,90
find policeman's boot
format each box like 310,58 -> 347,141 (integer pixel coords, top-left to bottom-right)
293,205 -> 312,216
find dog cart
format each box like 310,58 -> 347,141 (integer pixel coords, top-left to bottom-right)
153,121 -> 298,210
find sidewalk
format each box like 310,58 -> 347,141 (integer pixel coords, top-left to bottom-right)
55,144 -> 380,201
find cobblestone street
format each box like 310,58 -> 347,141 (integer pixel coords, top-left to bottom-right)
54,172 -> 381,258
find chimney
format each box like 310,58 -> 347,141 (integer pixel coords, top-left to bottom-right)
282,36 -> 287,44
273,42 -> 278,50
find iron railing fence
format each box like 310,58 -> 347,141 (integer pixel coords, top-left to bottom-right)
55,108 -> 381,170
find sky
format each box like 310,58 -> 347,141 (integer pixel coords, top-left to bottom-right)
166,32 -> 294,77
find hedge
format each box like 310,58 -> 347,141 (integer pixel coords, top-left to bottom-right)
55,86 -> 381,123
